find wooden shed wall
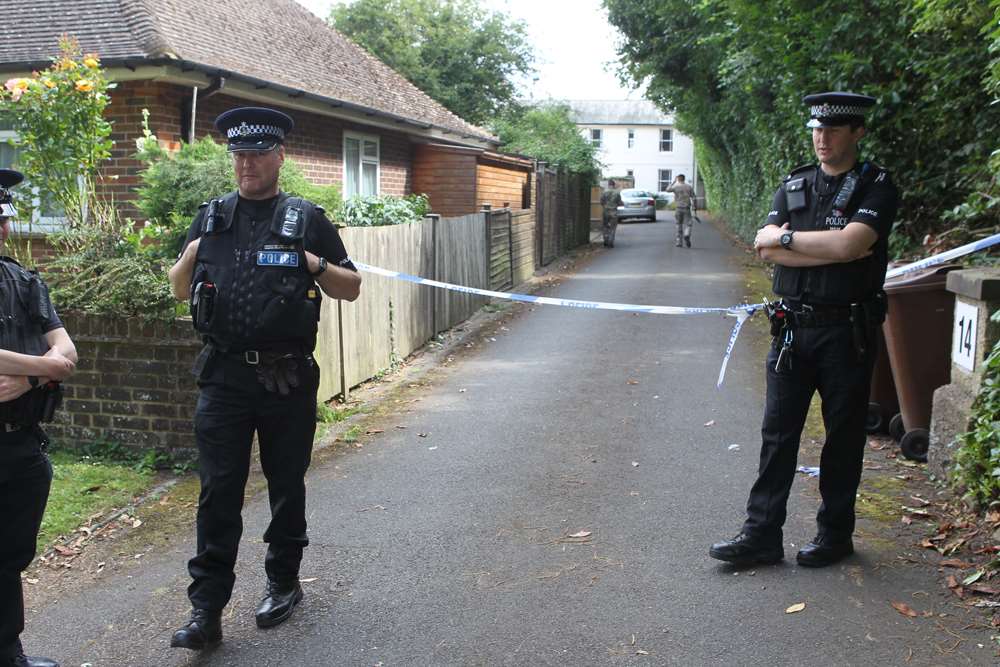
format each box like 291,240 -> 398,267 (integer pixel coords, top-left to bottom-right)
412,144 -> 478,217
476,162 -> 530,210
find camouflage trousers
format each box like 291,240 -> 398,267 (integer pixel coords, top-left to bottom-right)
675,207 -> 693,244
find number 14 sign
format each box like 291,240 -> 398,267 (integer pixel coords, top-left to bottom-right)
953,300 -> 978,372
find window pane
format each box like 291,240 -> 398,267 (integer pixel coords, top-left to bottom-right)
0,142 -> 15,169
660,129 -> 673,152
345,137 -> 359,198
658,169 -> 672,191
363,140 -> 378,159
361,161 -> 377,196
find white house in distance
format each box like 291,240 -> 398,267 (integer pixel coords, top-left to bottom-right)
567,99 -> 700,199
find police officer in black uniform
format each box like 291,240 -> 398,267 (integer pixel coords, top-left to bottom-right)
710,93 -> 899,568
167,108 -> 361,650
0,169 -> 77,667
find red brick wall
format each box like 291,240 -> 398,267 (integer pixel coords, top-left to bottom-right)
97,82 -> 415,222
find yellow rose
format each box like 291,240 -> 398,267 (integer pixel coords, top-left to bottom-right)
75,79 -> 94,92
58,58 -> 76,70
41,78 -> 56,89
83,56 -> 100,68
4,78 -> 30,101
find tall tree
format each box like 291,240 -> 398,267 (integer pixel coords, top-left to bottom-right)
329,0 -> 535,126
491,103 -> 600,179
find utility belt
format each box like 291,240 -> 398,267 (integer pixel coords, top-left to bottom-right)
0,383 -> 64,429
194,341 -> 315,396
764,292 -> 886,372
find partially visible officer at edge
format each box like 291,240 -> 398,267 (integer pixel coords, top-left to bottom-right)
0,168 -> 77,667
710,92 -> 899,568
167,107 -> 361,650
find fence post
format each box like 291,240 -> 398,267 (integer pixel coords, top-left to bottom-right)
337,299 -> 348,402
426,213 -> 441,335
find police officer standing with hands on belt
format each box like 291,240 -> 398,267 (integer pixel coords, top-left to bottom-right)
0,169 -> 77,667
168,107 -> 361,650
710,92 -> 899,568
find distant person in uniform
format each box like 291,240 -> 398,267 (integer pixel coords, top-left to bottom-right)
0,169 -> 77,667
666,174 -> 696,247
710,92 -> 898,568
600,178 -> 623,248
167,107 -> 362,650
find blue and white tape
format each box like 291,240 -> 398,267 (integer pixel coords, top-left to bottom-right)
354,231 -> 1000,388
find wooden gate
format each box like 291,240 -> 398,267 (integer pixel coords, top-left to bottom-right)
536,166 -> 558,266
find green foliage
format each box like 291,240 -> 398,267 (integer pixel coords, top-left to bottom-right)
134,113 -> 342,258
317,402 -> 362,423
329,0 -> 535,125
953,309 -> 1000,507
340,193 -> 430,226
491,102 -> 600,180
42,201 -> 178,321
0,36 -> 114,225
605,0 -> 1000,252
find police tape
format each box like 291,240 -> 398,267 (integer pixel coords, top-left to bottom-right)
354,231 -> 1000,389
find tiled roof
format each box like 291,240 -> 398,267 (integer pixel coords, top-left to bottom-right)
0,0 -> 494,143
565,99 -> 674,126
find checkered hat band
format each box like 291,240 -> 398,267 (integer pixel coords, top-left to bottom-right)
810,104 -> 866,118
227,123 -> 285,139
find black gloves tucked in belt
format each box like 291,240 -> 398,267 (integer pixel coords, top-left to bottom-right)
255,353 -> 301,395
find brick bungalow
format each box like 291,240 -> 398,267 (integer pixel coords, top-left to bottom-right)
0,0 -> 534,227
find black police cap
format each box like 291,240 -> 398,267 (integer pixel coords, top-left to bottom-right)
0,169 -> 23,218
803,92 -> 876,128
214,107 -> 294,152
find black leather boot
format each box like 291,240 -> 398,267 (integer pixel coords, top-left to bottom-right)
709,533 -> 783,565
255,580 -> 304,628
796,536 -> 854,567
170,608 -> 222,650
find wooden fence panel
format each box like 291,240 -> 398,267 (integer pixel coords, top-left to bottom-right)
333,224 -> 434,391
488,208 -> 513,291
511,208 -> 535,286
435,213 -> 488,331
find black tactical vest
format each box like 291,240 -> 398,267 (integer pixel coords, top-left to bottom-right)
772,163 -> 887,304
0,257 -> 54,425
190,192 -> 323,350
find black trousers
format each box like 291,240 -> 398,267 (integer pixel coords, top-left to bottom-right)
742,323 -> 876,544
0,433 -> 52,660
187,353 -> 319,611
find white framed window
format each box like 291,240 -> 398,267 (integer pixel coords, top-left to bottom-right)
659,129 -> 673,152
626,169 -> 634,177
627,128 -> 635,148
343,132 -> 380,199
0,120 -> 66,232
658,169 -> 672,192
589,128 -> 602,149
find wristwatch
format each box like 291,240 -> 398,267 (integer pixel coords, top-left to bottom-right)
780,230 -> 795,249
311,256 -> 328,277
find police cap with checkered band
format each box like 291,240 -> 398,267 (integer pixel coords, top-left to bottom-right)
803,92 -> 876,128
0,168 -> 24,218
214,107 -> 294,152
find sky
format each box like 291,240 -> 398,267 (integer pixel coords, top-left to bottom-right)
293,0 -> 640,101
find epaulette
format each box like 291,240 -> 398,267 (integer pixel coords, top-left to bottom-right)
315,205 -> 325,216
783,164 -> 814,181
198,201 -> 209,209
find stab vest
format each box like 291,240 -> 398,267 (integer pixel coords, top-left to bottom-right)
190,192 -> 323,350
0,257 -> 54,425
772,162 -> 887,305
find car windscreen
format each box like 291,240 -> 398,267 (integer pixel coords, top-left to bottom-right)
621,190 -> 648,198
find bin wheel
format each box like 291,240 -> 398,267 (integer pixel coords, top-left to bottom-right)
866,402 -> 883,434
900,428 -> 930,463
888,413 -> 905,442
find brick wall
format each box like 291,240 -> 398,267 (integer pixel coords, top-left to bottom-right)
45,312 -> 203,454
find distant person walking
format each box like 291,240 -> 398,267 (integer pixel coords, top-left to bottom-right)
666,174 -> 696,247
600,179 -> 623,248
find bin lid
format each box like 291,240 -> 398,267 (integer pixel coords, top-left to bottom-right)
884,263 -> 962,293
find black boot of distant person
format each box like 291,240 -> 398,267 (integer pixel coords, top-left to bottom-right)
796,536 -> 854,567
170,608 -> 222,650
7,641 -> 59,667
255,579 -> 304,628
684,235 -> 691,247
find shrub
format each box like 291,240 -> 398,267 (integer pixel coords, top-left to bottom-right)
340,193 -> 430,227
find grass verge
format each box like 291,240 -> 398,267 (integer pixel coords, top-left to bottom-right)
39,450 -> 154,550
